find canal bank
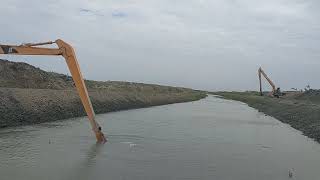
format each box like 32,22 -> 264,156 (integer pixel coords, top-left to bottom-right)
213,91 -> 320,144
0,87 -> 206,128
0,59 -> 206,128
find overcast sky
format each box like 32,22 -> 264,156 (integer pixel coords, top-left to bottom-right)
1,0 -> 319,91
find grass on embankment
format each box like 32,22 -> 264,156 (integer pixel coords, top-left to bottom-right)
212,91 -> 320,143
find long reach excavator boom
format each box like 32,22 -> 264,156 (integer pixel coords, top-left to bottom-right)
0,39 -> 106,143
258,67 -> 281,97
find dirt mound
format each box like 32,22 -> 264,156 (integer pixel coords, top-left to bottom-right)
0,59 -> 74,89
0,59 -> 207,128
293,89 -> 320,103
303,89 -> 320,96
0,59 -> 192,92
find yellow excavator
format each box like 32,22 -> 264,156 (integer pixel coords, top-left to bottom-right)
258,67 -> 281,98
0,39 -> 106,143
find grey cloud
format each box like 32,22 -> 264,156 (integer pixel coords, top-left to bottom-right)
112,11 -> 128,18
79,8 -> 104,16
0,0 -> 319,91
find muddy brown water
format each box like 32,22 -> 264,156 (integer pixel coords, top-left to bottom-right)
1,95 -> 320,180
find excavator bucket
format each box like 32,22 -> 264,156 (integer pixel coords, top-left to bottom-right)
0,40 -> 106,143
55,39 -> 106,143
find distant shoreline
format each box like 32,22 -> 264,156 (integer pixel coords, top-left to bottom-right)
212,91 -> 320,144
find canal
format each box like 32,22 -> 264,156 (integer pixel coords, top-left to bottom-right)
1,96 -> 320,179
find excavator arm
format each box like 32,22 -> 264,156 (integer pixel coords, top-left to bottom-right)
0,39 -> 106,143
258,67 -> 276,96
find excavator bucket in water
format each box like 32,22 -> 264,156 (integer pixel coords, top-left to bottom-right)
0,39 -> 106,143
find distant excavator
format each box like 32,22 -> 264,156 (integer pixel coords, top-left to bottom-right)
0,39 -> 106,143
258,67 -> 282,98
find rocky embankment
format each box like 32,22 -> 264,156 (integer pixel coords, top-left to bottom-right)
0,59 -> 206,127
213,91 -> 320,143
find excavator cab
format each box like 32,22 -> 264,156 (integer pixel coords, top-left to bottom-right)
273,87 -> 282,98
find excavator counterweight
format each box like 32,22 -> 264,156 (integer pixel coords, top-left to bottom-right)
0,39 -> 106,143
